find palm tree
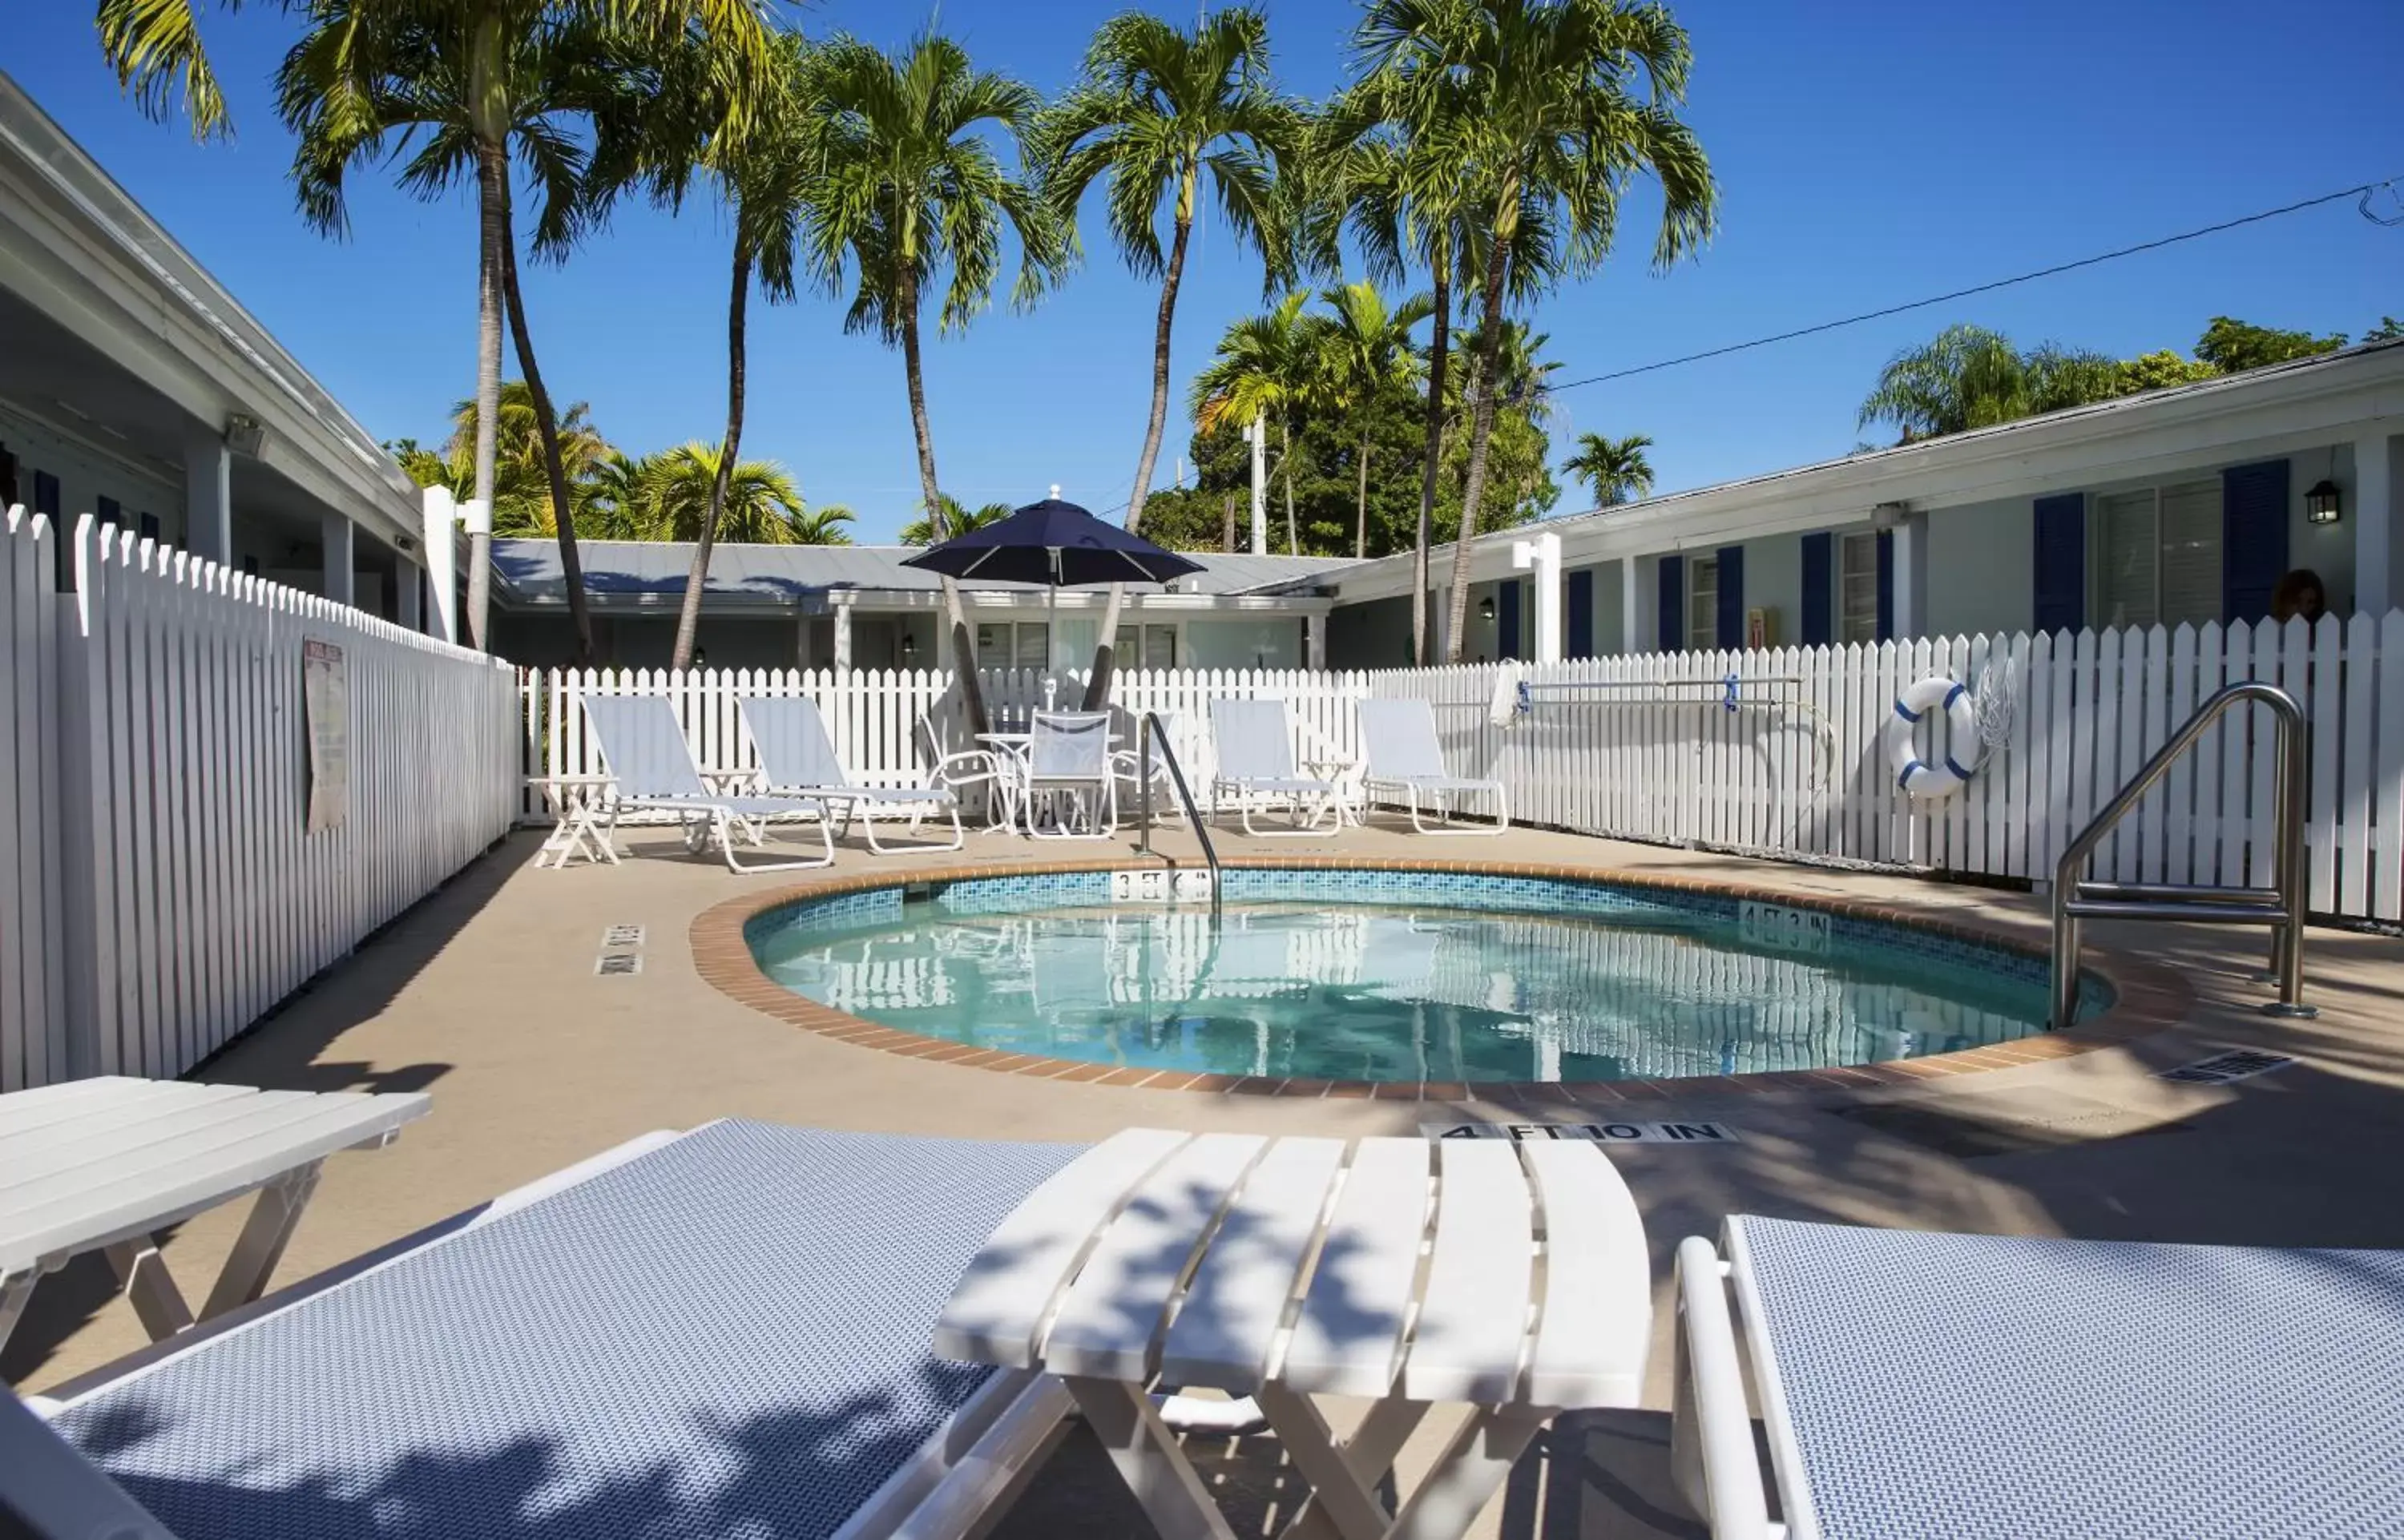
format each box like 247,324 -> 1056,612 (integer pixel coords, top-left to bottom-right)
264,0 -> 769,662
597,26 -> 820,668
1563,430 -> 1654,506
1358,0 -> 1715,662
1859,324 -> 2120,441
1192,292 -> 1322,555
1317,280 -> 1430,558
635,443 -> 844,543
900,494 -> 1013,546
801,32 -> 1065,733
1031,7 -> 1298,699
396,381 -> 610,536
575,447 -> 653,538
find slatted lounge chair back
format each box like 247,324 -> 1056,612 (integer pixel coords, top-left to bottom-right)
579,695 -> 711,800
1030,712 -> 1111,784
1359,698 -> 1450,780
1210,699 -> 1299,780
740,696 -> 851,790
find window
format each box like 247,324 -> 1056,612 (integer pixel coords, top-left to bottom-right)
975,622 -> 1055,671
1113,623 -> 1179,669
2094,478 -> 2221,629
1688,556 -> 1718,651
1839,532 -> 1880,643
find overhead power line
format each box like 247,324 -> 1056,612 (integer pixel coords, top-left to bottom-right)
1536,175 -> 2402,398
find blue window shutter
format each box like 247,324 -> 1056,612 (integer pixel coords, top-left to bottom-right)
1874,531 -> 1895,640
1656,555 -> 1684,651
1497,579 -> 1522,660
32,471 -> 59,517
1799,533 -> 1833,646
97,495 -> 119,527
1716,545 -> 1745,648
2222,459 -> 2289,623
1566,568 -> 1594,657
2032,493 -> 2086,634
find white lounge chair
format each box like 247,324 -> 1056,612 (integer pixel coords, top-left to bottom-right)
1358,696 -> 1509,836
577,694 -> 833,871
1672,1216 -> 2404,1539
738,695 -> 964,854
2,1122 -> 1092,1540
1023,712 -> 1115,840
1208,698 -> 1341,837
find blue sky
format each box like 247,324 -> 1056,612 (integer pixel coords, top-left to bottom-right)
10,0 -> 2400,540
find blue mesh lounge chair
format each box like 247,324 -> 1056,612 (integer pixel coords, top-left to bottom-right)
578,695 -> 833,872
738,695 -> 964,854
1357,697 -> 1508,836
1208,699 -> 1341,838
1672,1217 -> 2404,1539
1,1122 -> 1091,1540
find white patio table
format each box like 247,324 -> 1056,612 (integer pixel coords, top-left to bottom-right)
528,772 -> 620,869
934,1127 -> 1652,1540
0,1076 -> 430,1353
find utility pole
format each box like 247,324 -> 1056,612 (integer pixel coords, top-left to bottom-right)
1245,409 -> 1268,556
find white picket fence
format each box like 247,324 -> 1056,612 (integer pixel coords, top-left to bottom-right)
0,510 -> 521,1091
526,611 -> 2404,924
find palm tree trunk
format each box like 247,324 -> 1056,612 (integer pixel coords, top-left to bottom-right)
1412,262 -> 1450,665
1280,420 -> 1297,554
1442,232 -> 1512,664
1085,206 -> 1192,711
466,144 -> 506,653
1354,431 -> 1372,560
898,265 -> 988,736
1221,492 -> 1237,553
673,242 -> 750,671
496,194 -> 594,667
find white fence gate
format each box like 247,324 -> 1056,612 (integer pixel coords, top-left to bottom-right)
0,510 -> 521,1091
527,613 -> 2404,924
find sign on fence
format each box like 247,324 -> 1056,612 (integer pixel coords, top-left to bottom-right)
304,637 -> 349,833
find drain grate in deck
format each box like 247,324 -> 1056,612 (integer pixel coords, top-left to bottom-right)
595,953 -> 643,978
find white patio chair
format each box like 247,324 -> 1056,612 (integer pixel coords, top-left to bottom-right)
578,695 -> 833,871
1672,1216 -> 2404,1539
1109,708 -> 1200,823
1208,698 -> 1341,837
1358,695 -> 1510,835
1,1121 -> 1093,1540
737,695 -> 962,855
917,715 -> 1016,831
1023,711 -> 1116,840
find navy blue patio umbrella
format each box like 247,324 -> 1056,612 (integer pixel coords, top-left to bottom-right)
902,490 -> 1204,709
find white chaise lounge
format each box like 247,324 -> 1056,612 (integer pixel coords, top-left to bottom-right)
1208,699 -> 1341,837
2,1122 -> 1091,1540
738,695 -> 965,854
1673,1216 -> 2404,1538
1358,696 -> 1508,836
578,694 -> 833,871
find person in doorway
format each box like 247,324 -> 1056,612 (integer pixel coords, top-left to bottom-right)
2269,569 -> 2329,625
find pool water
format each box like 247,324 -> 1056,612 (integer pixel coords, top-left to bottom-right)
749,887 -> 2060,1084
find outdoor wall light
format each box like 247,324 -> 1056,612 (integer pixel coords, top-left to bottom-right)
900,633 -> 917,660
222,413 -> 267,458
1480,596 -> 1497,622
2306,478 -> 2343,525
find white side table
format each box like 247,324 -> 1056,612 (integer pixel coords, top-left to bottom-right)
529,774 -> 619,869
934,1128 -> 1652,1540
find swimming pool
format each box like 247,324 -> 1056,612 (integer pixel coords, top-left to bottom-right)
744,869 -> 2096,1085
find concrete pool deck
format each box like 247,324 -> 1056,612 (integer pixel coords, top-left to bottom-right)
14,817 -> 2404,1537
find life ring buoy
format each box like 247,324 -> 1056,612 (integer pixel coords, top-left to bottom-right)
1886,676 -> 1981,798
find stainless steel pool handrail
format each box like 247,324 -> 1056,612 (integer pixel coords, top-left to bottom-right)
2050,681 -> 2311,1030
1134,712 -> 1222,921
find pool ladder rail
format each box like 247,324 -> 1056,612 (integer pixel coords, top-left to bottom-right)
2050,680 -> 2313,1030
1132,711 -> 1223,921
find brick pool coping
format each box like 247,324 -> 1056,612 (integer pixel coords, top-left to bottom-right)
689,855 -> 2194,1103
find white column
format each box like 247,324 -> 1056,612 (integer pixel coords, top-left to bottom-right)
1247,411 -> 1268,556
1432,583 -> 1452,661
795,611 -> 815,669
421,486 -> 459,643
1305,611 -> 1327,670
2355,431 -> 2400,616
1623,554 -> 1654,655
182,423 -> 232,564
832,597 -> 854,671
1511,530 -> 1563,663
395,557 -> 422,630
319,511 -> 354,607
1889,509 -> 1929,639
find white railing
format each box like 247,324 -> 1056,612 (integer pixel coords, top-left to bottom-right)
0,510 -> 521,1090
527,612 -> 2404,924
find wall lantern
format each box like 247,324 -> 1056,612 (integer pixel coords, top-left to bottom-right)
899,632 -> 917,660
2305,478 -> 2343,525
1479,595 -> 1498,622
